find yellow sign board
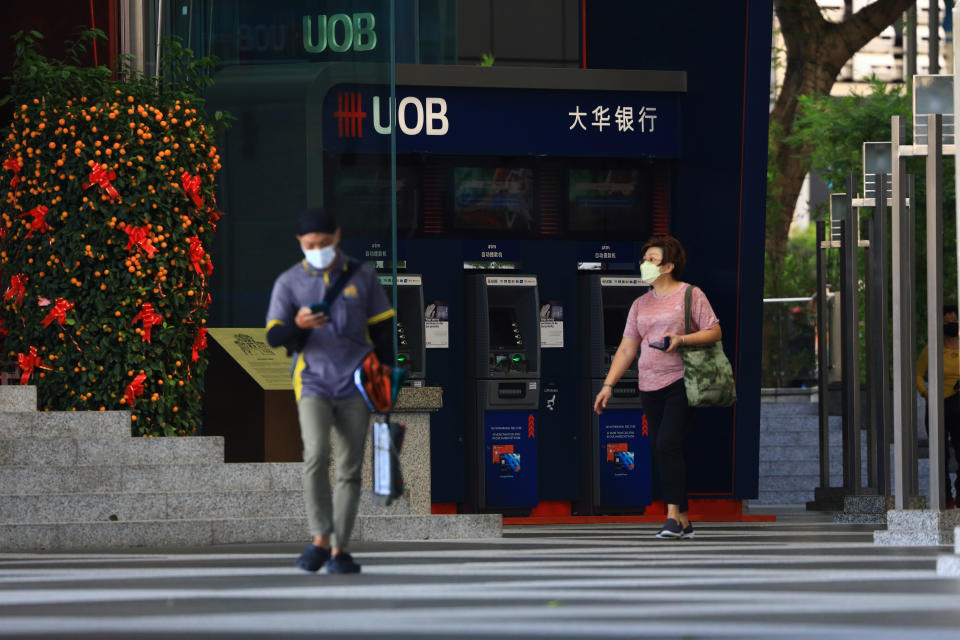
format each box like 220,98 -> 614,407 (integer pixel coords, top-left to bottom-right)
207,328 -> 293,390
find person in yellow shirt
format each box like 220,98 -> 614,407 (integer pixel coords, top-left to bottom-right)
917,305 -> 960,509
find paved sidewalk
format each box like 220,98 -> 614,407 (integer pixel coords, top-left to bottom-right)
1,511 -> 959,639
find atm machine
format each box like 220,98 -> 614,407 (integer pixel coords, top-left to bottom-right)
577,274 -> 651,515
465,274 -> 541,512
377,273 -> 426,385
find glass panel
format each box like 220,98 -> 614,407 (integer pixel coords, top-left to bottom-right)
160,0 -> 400,356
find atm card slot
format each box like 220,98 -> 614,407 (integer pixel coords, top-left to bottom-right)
497,382 -> 527,399
611,384 -> 639,398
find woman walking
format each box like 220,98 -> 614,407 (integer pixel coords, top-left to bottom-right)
593,235 -> 721,539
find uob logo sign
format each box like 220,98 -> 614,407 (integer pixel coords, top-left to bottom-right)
335,92 -> 449,139
303,13 -> 377,53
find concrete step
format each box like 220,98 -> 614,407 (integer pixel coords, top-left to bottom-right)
758,444 -> 843,461
758,430 -> 842,446
0,411 -> 131,440
759,458 -> 868,476
0,490 -> 308,524
0,386 -> 37,412
0,514 -> 503,551
750,490 -> 816,504
759,402 -> 819,417
758,416 -> 841,432
874,529 -> 953,546
758,474 -> 841,492
0,463 -> 300,495
0,488 -> 415,524
0,437 -> 224,466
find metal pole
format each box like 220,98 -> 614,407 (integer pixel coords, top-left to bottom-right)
155,0 -> 164,78
817,220 -> 831,490
908,172 -> 920,498
864,217 -> 877,493
841,176 -> 861,493
931,0 -> 940,75
927,113 -> 946,511
891,115 -> 917,509
907,5 -> 918,89
875,173 -> 892,494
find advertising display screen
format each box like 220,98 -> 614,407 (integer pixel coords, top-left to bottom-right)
454,167 -> 533,232
327,156 -> 418,234
568,169 -> 652,234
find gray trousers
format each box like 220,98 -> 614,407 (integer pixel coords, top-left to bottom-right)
297,393 -> 370,548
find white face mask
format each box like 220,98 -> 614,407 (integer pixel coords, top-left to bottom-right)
303,245 -> 336,269
639,260 -> 662,285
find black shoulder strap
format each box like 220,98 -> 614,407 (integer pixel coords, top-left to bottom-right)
323,259 -> 361,306
684,284 -> 694,334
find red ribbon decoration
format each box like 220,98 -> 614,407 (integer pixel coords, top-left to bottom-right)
208,210 -> 224,232
131,302 -> 164,343
3,156 -> 20,190
192,327 -> 208,363
3,274 -> 27,308
123,225 -> 158,258
83,166 -> 119,199
17,346 -> 52,385
21,205 -> 51,238
40,297 -> 75,328
180,171 -> 204,208
124,372 -> 147,407
187,236 -> 213,278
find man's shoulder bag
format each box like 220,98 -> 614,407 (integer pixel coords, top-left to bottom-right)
680,285 -> 737,408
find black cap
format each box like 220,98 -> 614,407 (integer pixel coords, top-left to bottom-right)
297,207 -> 337,235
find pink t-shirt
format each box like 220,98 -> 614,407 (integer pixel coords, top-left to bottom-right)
623,282 -> 720,392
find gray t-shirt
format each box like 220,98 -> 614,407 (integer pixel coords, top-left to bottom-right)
266,252 -> 394,401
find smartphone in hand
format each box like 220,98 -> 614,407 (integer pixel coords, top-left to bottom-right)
309,301 -> 330,315
649,337 -> 671,351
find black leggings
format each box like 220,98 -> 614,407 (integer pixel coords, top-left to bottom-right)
639,378 -> 697,513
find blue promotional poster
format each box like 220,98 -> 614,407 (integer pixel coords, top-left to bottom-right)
483,410 -> 538,508
596,409 -> 650,507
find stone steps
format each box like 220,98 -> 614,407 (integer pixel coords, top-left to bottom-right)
0,514 -> 501,552
0,410 -> 131,439
758,401 -> 819,417
0,384 -> 499,550
0,463 -> 303,494
0,437 -> 225,466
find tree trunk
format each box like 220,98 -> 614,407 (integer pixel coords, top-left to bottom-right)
767,0 -> 915,297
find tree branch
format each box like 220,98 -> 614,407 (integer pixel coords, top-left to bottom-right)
828,0 -> 915,65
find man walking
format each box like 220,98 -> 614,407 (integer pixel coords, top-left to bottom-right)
266,208 -> 394,574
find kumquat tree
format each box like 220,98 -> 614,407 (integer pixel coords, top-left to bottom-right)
0,29 -> 229,436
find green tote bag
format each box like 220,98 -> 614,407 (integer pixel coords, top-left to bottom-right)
681,285 -> 737,407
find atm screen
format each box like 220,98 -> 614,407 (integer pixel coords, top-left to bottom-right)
326,155 -> 418,233
568,169 -> 652,234
454,167 -> 533,231
489,306 -> 520,349
603,307 -> 630,349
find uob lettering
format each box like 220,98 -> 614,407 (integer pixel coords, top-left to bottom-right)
303,13 -> 376,53
373,97 -> 449,136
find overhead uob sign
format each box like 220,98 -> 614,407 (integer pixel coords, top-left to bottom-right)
302,13 -> 377,53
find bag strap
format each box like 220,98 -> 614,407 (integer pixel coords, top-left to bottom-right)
683,284 -> 694,335
322,258 -> 360,306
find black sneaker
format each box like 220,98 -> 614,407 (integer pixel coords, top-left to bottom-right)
655,518 -> 684,539
681,523 -> 695,539
295,544 -> 331,572
326,551 -> 362,574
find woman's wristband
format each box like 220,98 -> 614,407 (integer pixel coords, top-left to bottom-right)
602,383 -> 613,388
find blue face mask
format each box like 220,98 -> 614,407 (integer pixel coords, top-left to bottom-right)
303,245 -> 336,269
